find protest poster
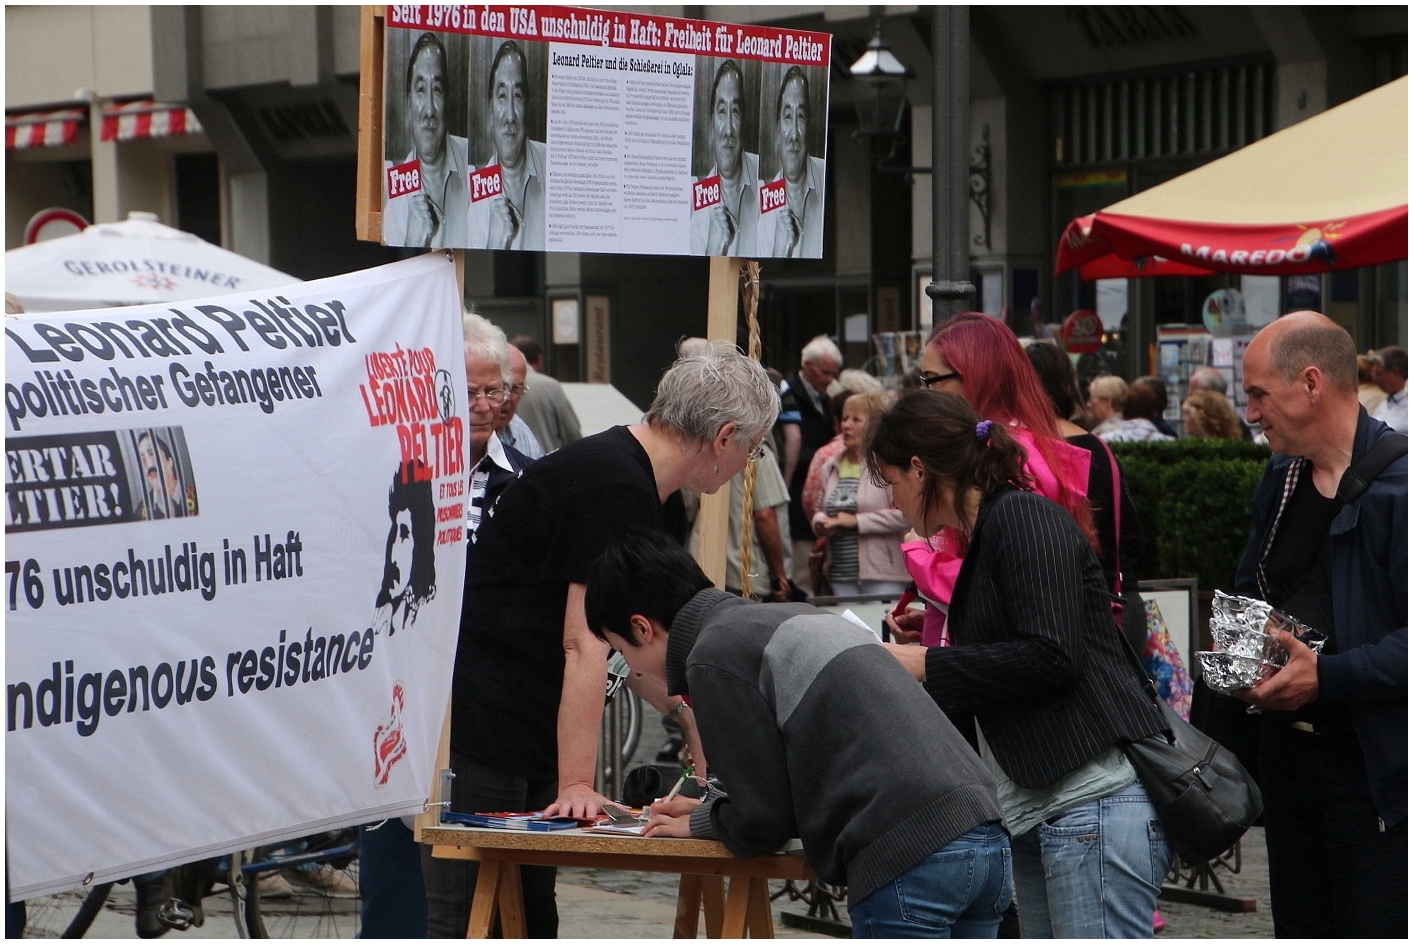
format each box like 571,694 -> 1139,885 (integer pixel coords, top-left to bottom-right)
380,4 -> 831,258
5,253 -> 468,899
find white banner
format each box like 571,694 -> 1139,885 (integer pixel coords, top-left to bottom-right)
5,254 -> 468,899
380,4 -> 832,258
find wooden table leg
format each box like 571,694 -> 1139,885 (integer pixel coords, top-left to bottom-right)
701,876 -> 725,937
496,862 -> 527,938
721,875 -> 753,938
674,874 -> 703,939
465,860 -> 503,938
745,877 -> 774,938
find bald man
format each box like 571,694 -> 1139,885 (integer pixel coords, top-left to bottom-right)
1233,311 -> 1406,938
495,343 -> 545,460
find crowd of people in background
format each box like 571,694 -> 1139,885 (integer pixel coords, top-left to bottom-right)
260,308 -> 1405,939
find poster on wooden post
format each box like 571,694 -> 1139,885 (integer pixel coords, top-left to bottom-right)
380,4 -> 831,258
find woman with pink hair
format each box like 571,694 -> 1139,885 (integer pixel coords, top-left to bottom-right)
886,313 -> 1095,647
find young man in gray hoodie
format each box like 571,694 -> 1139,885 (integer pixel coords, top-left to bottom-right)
584,530 -> 1010,938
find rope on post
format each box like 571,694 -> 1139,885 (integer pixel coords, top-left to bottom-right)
737,261 -> 762,598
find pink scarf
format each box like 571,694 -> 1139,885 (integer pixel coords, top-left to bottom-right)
903,428 -> 1091,647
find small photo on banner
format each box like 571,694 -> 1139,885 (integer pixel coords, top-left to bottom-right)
6,426 -> 198,533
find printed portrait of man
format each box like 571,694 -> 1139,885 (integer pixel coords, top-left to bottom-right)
373,460 -> 437,637
468,39 -> 546,251
135,430 -> 198,520
689,58 -> 759,257
382,30 -> 470,248
757,64 -> 827,259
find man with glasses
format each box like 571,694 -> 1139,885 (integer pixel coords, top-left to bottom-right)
464,311 -> 534,538
495,342 -> 545,460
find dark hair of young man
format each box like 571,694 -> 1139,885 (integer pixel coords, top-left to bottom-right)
583,529 -> 713,644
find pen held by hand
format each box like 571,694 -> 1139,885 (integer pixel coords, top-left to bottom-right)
661,763 -> 695,804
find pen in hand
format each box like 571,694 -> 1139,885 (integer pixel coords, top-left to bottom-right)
661,763 -> 695,805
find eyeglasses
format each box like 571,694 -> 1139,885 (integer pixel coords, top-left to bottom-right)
919,371 -> 960,388
748,442 -> 768,462
467,386 -> 511,406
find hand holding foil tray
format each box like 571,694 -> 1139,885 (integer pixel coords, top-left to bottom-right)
1199,590 -> 1327,695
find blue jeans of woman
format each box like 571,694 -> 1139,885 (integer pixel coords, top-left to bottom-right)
1011,781 -> 1170,938
848,822 -> 1012,938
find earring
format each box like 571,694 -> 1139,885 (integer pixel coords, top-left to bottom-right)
712,461 -> 720,475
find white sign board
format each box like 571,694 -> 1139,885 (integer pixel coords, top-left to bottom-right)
5,254 -> 468,899
380,4 -> 832,258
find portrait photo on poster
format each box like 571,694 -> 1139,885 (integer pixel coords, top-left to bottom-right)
756,61 -> 829,260
468,36 -> 549,252
689,56 -> 762,258
382,27 -> 471,249
129,426 -> 199,521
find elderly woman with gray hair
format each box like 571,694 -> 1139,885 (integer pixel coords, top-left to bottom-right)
425,339 -> 780,937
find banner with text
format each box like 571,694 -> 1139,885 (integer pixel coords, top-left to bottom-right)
381,4 -> 831,258
5,253 -> 468,899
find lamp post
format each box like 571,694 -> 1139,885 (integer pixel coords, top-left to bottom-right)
849,10 -> 978,323
927,6 -> 975,319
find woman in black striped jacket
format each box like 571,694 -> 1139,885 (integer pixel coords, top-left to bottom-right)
866,389 -> 1170,939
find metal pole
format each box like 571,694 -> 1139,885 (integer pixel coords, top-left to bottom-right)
926,5 -> 975,320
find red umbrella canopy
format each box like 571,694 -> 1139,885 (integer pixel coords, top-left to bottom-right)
1056,76 -> 1408,279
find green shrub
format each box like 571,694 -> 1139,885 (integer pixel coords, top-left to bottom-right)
1109,440 -> 1271,593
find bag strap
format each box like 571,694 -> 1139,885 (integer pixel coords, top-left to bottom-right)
1099,437 -> 1124,598
1336,433 -> 1407,504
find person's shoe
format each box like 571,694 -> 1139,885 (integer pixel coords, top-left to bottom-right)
257,871 -> 296,900
284,865 -> 359,898
1153,909 -> 1166,933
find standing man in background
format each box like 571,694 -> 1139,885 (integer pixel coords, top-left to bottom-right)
495,342 -> 545,460
1372,345 -> 1408,433
509,335 -> 582,453
779,335 -> 842,591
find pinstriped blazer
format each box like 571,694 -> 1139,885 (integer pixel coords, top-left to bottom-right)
922,488 -> 1166,790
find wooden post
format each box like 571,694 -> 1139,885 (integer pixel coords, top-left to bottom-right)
693,256 -> 742,587
354,5 -> 384,243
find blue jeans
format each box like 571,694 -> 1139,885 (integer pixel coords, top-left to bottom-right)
849,822 -> 1012,938
1011,781 -> 1170,938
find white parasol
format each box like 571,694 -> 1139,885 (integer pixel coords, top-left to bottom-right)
5,211 -> 299,312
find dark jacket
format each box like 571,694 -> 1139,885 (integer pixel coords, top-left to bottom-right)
668,589 -> 1003,906
781,370 -> 836,539
923,488 -> 1167,789
1234,409 -> 1407,825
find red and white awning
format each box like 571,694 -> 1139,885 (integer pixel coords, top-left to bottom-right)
5,108 -> 85,150
100,99 -> 203,143
1056,77 -> 1407,279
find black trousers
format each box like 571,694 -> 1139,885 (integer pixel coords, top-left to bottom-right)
1259,720 -> 1407,938
419,751 -> 559,938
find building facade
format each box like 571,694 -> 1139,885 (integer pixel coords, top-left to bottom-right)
7,5 -> 1406,406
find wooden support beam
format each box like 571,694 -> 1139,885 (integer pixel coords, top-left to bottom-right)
693,256 -> 742,587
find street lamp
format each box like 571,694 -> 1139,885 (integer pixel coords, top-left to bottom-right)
849,18 -> 914,167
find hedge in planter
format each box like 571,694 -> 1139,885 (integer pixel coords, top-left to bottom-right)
1108,440 -> 1271,593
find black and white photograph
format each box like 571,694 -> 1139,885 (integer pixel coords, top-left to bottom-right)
756,62 -> 829,259
382,29 -> 471,249
467,36 -> 549,251
689,56 -> 762,257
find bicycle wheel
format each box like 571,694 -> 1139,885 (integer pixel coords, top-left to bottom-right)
234,831 -> 360,938
19,881 -> 111,939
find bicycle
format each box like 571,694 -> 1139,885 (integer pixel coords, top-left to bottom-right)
19,828 -> 360,939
